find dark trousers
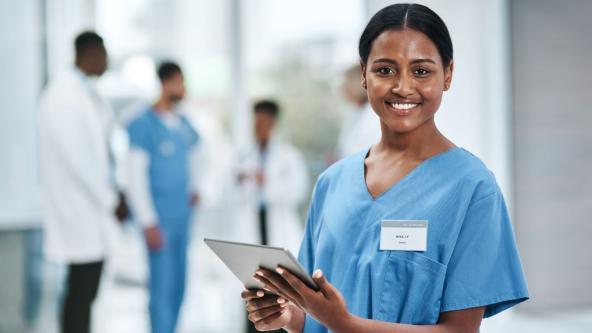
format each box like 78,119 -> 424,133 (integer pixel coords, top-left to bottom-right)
246,208 -> 283,333
259,206 -> 268,246
61,261 -> 103,333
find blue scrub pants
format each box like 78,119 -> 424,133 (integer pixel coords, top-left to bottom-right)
23,228 -> 43,328
147,217 -> 190,333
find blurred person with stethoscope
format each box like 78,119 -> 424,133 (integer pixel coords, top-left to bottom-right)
126,61 -> 200,333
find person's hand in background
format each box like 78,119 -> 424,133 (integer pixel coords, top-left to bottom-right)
144,225 -> 164,250
255,169 -> 265,186
190,193 -> 200,207
114,192 -> 130,223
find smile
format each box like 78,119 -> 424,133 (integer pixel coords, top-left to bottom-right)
386,102 -> 420,115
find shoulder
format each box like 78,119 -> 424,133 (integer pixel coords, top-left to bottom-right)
314,150 -> 365,198
271,141 -> 303,159
179,114 -> 195,128
180,115 -> 200,137
127,110 -> 153,130
39,70 -> 84,110
127,110 -> 155,142
439,148 -> 501,201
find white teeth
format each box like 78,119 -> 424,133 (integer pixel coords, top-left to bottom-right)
390,103 -> 418,110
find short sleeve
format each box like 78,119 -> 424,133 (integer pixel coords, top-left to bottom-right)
298,189 -> 317,275
127,118 -> 151,152
441,191 -> 529,317
182,117 -> 200,147
297,183 -> 330,333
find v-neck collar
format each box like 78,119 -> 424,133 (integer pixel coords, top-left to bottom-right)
359,146 -> 461,201
148,108 -> 181,133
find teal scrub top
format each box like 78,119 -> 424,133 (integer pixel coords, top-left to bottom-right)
127,109 -> 199,221
298,147 -> 528,332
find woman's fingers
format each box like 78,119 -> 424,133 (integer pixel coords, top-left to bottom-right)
254,269 -> 303,306
275,266 -> 315,300
246,296 -> 287,312
252,273 -> 288,298
254,310 -> 286,331
311,269 -> 336,299
253,276 -> 300,309
241,289 -> 265,300
244,294 -> 290,331
248,304 -> 287,322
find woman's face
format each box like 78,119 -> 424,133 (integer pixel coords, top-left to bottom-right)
362,28 -> 453,134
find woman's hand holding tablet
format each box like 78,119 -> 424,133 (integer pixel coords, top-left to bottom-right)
249,267 -> 351,332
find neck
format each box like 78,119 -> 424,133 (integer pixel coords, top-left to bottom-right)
375,118 -> 452,160
258,139 -> 269,150
75,63 -> 92,77
154,96 -> 174,113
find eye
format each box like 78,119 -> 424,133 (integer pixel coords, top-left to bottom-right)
376,67 -> 395,76
414,68 -> 430,76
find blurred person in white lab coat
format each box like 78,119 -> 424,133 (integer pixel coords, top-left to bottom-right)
38,31 -> 128,333
235,100 -> 309,333
126,62 -> 200,333
336,64 -> 381,159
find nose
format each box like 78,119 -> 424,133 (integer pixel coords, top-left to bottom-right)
391,71 -> 413,97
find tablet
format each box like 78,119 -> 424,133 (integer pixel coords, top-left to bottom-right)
204,238 -> 319,291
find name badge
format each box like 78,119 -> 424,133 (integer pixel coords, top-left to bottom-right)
380,220 -> 428,252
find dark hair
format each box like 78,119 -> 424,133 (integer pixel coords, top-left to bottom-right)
359,3 -> 453,67
253,100 -> 280,118
157,61 -> 183,82
75,31 -> 104,55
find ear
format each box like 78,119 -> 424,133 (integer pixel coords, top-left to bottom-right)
443,60 -> 454,91
360,60 -> 367,90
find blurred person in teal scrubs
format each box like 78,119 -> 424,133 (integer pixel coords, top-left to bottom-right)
126,62 -> 200,333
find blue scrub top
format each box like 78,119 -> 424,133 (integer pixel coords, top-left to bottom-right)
298,147 -> 528,332
127,109 -> 199,221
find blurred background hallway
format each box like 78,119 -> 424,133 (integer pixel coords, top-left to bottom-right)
1,0 -> 592,332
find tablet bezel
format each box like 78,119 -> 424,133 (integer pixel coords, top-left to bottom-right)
204,238 -> 319,291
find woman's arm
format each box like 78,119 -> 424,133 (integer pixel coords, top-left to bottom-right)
283,304 -> 306,333
254,268 -> 484,333
337,307 -> 484,333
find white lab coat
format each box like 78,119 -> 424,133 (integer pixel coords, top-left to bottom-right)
336,103 -> 382,159
234,140 -> 309,254
38,68 -> 118,263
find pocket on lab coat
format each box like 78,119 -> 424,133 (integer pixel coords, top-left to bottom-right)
377,251 -> 446,324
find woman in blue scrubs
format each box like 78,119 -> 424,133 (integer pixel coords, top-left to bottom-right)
241,3 -> 528,333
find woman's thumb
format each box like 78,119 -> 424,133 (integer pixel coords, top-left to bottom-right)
312,269 -> 334,298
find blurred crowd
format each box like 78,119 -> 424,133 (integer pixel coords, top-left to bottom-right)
29,30 -> 379,333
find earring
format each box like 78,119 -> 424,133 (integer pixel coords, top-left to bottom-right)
361,81 -> 367,89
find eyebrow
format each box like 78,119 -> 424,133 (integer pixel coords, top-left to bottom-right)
372,58 -> 436,65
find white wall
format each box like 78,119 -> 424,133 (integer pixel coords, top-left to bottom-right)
0,0 -> 95,229
0,0 -> 43,228
45,0 -> 96,78
511,0 -> 592,311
